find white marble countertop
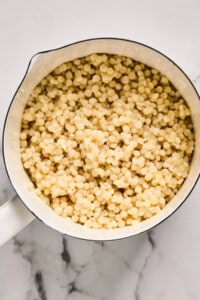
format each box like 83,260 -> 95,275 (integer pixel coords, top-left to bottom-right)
1,1 -> 200,299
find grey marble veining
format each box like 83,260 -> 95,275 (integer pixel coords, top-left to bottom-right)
1,0 -> 200,299
0,221 -> 154,300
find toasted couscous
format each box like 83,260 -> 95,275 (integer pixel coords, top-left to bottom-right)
20,53 -> 195,229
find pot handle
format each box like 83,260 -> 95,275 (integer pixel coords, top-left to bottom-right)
0,195 -> 35,247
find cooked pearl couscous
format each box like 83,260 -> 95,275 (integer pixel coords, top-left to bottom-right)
20,53 -> 195,229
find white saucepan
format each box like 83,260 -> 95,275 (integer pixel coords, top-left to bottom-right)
1,38 -> 200,246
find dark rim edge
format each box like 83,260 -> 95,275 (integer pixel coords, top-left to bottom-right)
2,37 -> 200,241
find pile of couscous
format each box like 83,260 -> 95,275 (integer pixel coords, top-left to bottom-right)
20,53 -> 195,229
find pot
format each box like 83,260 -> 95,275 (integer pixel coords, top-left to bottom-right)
1,38 -> 200,246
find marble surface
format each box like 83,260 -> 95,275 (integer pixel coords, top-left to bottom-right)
1,0 -> 200,299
